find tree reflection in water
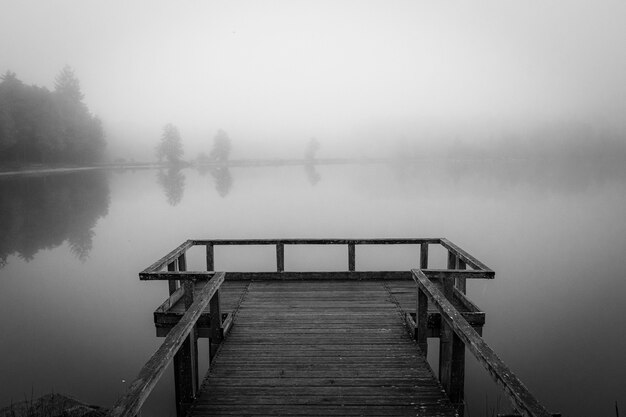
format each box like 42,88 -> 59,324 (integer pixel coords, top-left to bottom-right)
156,167 -> 186,206
0,171 -> 110,267
210,166 -> 232,197
304,163 -> 321,186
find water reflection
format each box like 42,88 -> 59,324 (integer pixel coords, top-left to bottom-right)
156,168 -> 186,206
210,166 -> 232,197
304,163 -> 321,186
0,171 -> 110,267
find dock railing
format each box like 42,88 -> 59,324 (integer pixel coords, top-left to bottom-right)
109,272 -> 225,417
109,238 -> 557,417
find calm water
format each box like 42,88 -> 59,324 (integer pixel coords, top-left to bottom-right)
1,161 -> 625,416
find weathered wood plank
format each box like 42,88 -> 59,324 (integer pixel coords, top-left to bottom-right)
188,280 -> 456,417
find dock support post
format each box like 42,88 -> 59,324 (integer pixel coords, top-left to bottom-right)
173,252 -> 199,417
449,332 -> 466,416
417,287 -> 428,354
348,243 -> 355,271
438,273 -> 466,417
439,275 -> 454,395
276,243 -> 284,272
209,289 -> 223,362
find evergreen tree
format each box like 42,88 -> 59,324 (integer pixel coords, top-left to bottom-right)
156,123 -> 184,164
209,129 -> 231,163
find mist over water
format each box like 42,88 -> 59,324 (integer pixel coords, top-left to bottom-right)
1,1 -> 626,416
1,162 -> 625,416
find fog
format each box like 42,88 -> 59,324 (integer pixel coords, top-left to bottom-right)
2,0 -> 625,160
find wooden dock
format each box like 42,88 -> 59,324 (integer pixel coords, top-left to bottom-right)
190,279 -> 455,416
109,238 -> 557,417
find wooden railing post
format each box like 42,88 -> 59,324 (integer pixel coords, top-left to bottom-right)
209,289 -> 223,361
439,275 -> 454,394
420,243 -> 428,269
348,243 -> 355,271
457,258 -> 467,294
167,260 -> 178,295
439,268 -> 465,417
276,243 -> 284,272
206,243 -> 214,271
450,333 -> 466,416
173,252 -> 199,417
417,287 -> 428,354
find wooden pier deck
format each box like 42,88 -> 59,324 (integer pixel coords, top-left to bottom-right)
109,238 -> 557,417
189,280 -> 455,416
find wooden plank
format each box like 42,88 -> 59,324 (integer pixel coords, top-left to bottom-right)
412,269 -> 552,417
109,272 -> 225,417
188,280 -> 456,417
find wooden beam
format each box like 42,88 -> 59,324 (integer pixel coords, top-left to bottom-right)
411,269 -> 552,417
109,272 -> 225,417
191,238 -> 441,246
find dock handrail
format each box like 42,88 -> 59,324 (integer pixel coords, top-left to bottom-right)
108,272 -> 225,417
139,238 -> 495,281
411,268 -> 553,417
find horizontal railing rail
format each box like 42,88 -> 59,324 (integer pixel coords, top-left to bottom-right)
140,238 -> 495,281
411,268 -> 553,417
108,272 -> 225,417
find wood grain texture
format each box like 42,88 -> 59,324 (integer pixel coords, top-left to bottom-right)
187,280 -> 457,417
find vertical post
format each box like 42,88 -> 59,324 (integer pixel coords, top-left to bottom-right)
206,243 -> 214,271
416,287 -> 428,354
209,289 -> 223,361
167,260 -> 178,295
173,251 -> 198,417
447,250 -> 457,270
348,243 -> 356,271
420,243 -> 428,269
439,276 -> 454,396
456,258 -> 467,295
276,242 -> 284,272
449,333 -> 466,416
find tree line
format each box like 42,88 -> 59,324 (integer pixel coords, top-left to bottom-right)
0,66 -> 105,166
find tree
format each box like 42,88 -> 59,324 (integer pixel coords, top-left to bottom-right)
305,137 -> 320,160
209,129 -> 231,163
156,123 -> 183,164
54,65 -> 84,103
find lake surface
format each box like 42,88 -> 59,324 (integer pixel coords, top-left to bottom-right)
1,160 -> 625,416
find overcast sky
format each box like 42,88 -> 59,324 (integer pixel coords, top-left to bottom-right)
1,1 -> 625,157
